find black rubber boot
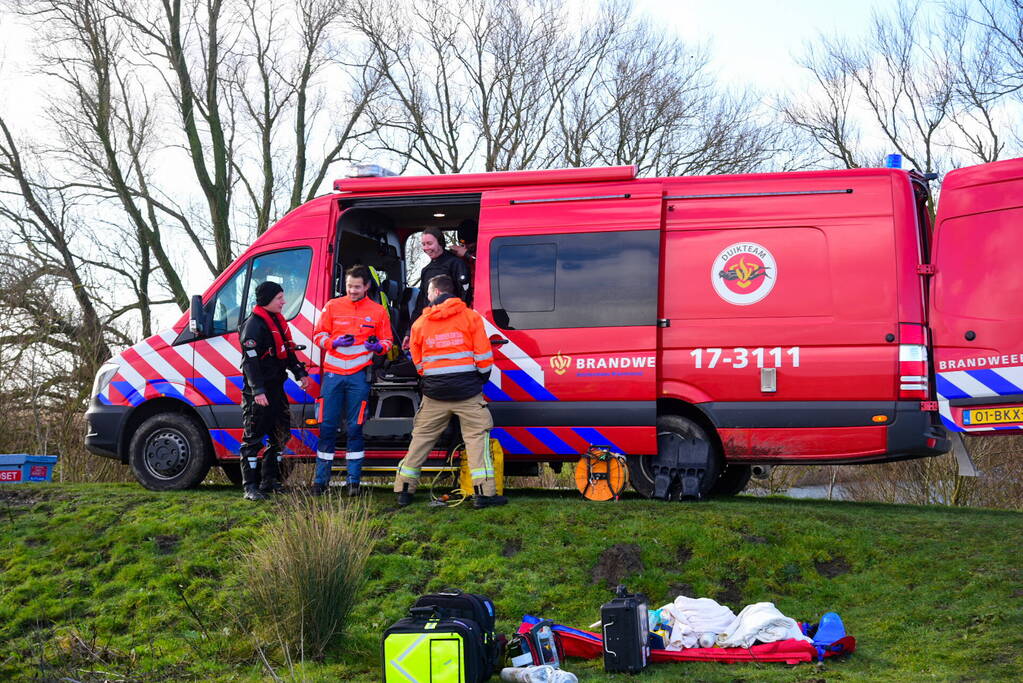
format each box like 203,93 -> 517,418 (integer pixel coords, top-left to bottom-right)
348,482 -> 367,497
244,485 -> 267,501
310,483 -> 327,496
259,478 -> 284,495
472,484 -> 507,509
396,482 -> 413,507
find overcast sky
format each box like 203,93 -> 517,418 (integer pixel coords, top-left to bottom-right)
643,0 -> 897,90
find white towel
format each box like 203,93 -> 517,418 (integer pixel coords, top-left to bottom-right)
715,602 -> 812,649
659,596 -> 736,650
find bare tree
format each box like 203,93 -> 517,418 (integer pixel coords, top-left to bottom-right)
782,42 -> 864,169
350,0 -> 794,176
233,0 -> 378,232
784,3 -> 956,174
106,0 -> 242,271
784,1 -> 1023,175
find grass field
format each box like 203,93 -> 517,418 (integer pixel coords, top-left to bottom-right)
1,483 -> 1021,681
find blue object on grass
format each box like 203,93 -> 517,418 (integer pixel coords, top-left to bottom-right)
812,611 -> 847,661
0,454 -> 60,484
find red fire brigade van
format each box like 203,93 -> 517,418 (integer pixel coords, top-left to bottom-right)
84,158 -> 1023,497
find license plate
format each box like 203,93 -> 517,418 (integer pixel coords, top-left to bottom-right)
963,406 -> 1023,425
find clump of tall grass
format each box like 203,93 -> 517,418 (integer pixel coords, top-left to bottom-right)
242,493 -> 375,660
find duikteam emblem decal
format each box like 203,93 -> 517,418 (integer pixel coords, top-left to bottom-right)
711,242 -> 777,305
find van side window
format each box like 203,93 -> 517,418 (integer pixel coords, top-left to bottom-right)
209,264 -> 250,336
243,248 -> 313,320
497,243 -> 556,312
491,231 -> 658,329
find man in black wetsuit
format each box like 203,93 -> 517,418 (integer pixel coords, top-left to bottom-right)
238,281 -> 309,500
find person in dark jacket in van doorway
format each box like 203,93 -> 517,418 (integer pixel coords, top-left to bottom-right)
393,275 -> 507,509
238,281 -> 309,500
404,227 -> 470,349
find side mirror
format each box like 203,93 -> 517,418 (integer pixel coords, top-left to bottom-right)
189,294 -> 208,337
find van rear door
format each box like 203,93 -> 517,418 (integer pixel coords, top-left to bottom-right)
930,157 -> 1023,433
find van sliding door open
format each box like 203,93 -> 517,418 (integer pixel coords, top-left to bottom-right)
474,181 -> 663,460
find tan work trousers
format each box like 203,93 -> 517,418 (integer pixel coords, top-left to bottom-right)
394,394 -> 495,495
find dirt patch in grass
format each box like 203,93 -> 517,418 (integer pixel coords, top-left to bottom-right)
502,538 -> 522,557
815,555 -> 851,579
152,535 -> 179,555
592,543 -> 644,588
0,487 -> 62,508
666,582 -> 695,602
742,534 -> 769,545
717,575 -> 744,607
676,544 -> 693,565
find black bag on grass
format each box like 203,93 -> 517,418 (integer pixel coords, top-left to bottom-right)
413,589 -> 502,675
382,606 -> 489,682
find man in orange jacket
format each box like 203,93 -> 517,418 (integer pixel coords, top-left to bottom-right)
311,265 -> 393,495
393,274 -> 507,509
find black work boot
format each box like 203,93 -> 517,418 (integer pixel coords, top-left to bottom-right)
244,485 -> 267,501
259,478 -> 284,495
310,483 -> 327,496
396,482 -> 413,507
348,482 -> 366,497
472,484 -> 507,509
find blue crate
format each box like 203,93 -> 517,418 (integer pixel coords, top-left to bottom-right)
0,454 -> 60,484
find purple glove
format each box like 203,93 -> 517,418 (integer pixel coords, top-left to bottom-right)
365,339 -> 385,354
332,334 -> 355,349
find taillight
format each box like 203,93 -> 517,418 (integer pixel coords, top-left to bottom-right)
899,323 -> 929,400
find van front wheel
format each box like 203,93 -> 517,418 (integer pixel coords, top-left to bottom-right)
629,415 -> 721,500
129,413 -> 212,491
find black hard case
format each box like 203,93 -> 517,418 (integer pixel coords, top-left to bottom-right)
600,587 -> 649,673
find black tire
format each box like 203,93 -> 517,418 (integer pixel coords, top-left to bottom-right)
629,414 -> 722,500
221,462 -> 243,487
710,464 -> 752,497
129,413 -> 212,491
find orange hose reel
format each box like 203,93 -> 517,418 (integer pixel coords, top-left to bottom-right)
575,445 -> 629,501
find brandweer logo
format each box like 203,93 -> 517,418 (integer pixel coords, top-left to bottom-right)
550,352 -> 572,375
711,242 -> 777,305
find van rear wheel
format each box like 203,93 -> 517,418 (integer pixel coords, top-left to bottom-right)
629,415 -> 721,500
710,465 -> 752,496
129,413 -> 212,491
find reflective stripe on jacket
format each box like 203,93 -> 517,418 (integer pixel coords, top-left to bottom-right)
410,295 -> 493,401
313,295 -> 393,375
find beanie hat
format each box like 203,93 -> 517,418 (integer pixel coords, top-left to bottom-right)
255,280 -> 284,307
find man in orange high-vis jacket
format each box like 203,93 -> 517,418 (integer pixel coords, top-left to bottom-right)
393,274 -> 507,509
311,265 -> 393,495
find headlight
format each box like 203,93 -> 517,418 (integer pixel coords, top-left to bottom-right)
91,362 -> 119,399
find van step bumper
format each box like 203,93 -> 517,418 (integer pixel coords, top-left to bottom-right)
702,400 -> 949,464
84,402 -> 129,461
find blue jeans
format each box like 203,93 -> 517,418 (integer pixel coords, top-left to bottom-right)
315,369 -> 371,486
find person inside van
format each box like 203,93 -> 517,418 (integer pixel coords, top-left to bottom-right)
451,219 -> 478,304
403,227 -> 470,348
